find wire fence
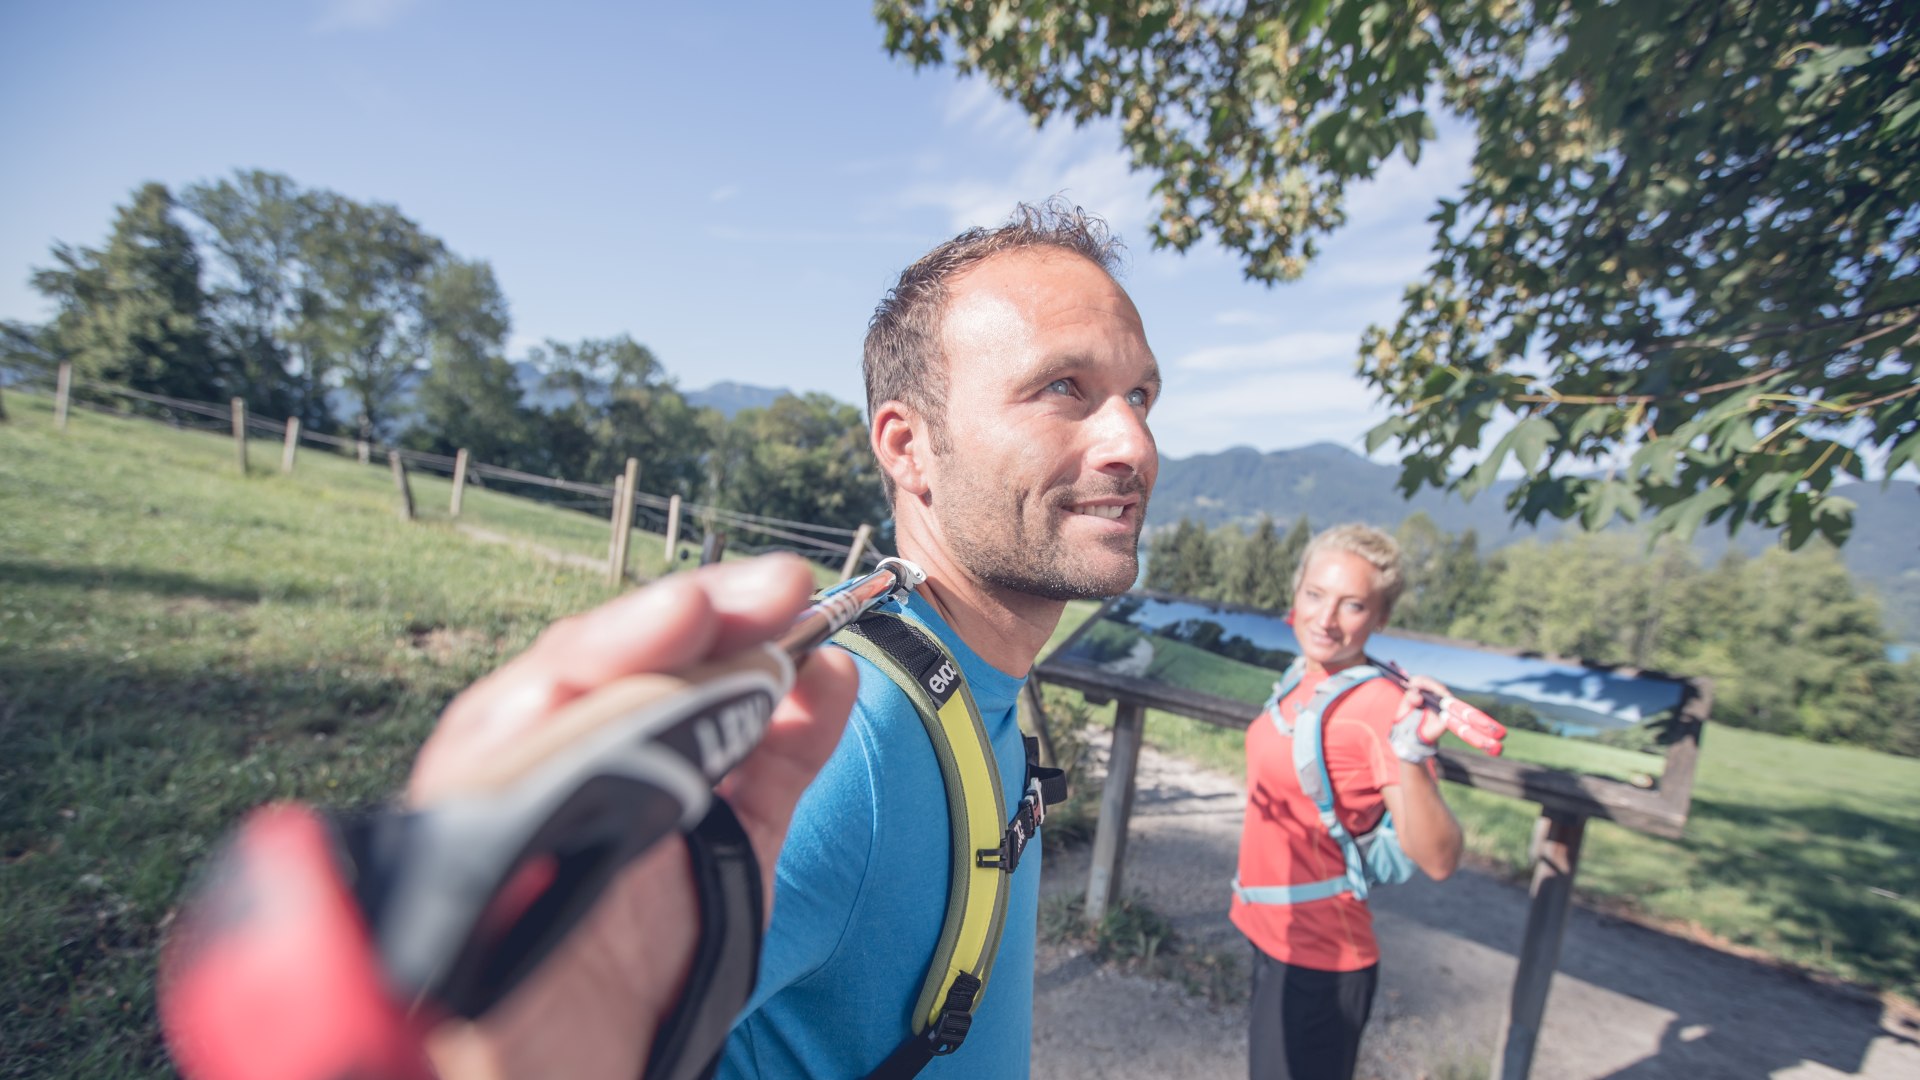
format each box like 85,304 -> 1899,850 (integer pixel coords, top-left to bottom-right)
7,366 -> 885,576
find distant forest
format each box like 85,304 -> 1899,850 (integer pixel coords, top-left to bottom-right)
1146,513 -> 1920,758
1,171 -> 888,536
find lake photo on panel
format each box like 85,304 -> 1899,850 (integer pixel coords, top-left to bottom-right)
1051,593 -> 1689,785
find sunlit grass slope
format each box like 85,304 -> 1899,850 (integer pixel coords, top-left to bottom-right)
0,393 -> 758,1077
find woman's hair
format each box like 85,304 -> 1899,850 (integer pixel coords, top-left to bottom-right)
1293,523 -> 1405,616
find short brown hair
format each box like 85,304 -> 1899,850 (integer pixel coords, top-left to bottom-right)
1294,523 -> 1405,617
863,197 -> 1125,504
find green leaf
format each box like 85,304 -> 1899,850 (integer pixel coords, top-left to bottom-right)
1651,485 -> 1734,542
1568,407 -> 1613,444
1364,416 -> 1405,455
1509,417 -> 1557,474
1290,0 -> 1332,38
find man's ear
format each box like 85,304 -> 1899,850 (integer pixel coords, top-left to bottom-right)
872,399 -> 932,499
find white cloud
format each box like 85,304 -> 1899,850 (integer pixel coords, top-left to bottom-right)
709,184 -> 742,204
1173,330 -> 1363,374
898,83 -> 1154,242
311,0 -> 423,33
1144,330 -> 1389,455
1153,365 -> 1388,457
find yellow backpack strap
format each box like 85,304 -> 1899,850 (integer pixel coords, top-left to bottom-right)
833,612 -> 1009,1078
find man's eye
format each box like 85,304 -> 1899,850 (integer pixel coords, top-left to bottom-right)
1126,388 -> 1150,407
1046,378 -> 1074,395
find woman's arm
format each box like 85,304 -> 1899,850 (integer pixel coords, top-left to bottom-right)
1380,764 -> 1463,880
1375,673 -> 1504,881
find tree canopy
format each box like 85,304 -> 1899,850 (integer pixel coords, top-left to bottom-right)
15,171 -> 891,542
877,0 -> 1918,548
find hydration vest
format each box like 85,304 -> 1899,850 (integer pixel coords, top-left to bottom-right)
830,610 -> 1065,1080
1232,658 -> 1418,906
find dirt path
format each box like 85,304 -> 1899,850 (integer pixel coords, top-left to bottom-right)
1032,743 -> 1920,1079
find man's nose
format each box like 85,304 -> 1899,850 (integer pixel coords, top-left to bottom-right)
1088,396 -> 1155,479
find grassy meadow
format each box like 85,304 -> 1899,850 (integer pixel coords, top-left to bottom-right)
0,393 -> 815,1077
4,390 -> 1916,1080
1112,702 -> 1920,1003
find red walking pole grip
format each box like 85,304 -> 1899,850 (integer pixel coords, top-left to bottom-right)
158,803 -> 436,1080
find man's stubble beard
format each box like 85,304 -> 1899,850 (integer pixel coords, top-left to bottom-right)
933,465 -> 1150,602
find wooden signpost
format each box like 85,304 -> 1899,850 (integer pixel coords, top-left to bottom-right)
1034,589 -> 1709,1080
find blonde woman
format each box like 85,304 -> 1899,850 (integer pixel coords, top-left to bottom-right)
1231,524 -> 1505,1079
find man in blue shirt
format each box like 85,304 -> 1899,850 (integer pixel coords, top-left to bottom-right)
720,199 -> 1162,1078
402,201 -> 1159,1080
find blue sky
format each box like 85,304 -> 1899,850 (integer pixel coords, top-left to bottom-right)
0,0 -> 1472,462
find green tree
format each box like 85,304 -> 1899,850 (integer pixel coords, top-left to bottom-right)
531,335 -> 710,499
1222,515 -> 1293,612
878,0 -> 1919,548
710,393 -> 887,535
30,183 -> 225,400
1703,546 -> 1899,746
1145,517 -> 1217,596
182,170 -> 311,419
297,192 -> 442,438
406,257 -> 540,468
1276,513 -> 1311,598
1393,513 -> 1489,636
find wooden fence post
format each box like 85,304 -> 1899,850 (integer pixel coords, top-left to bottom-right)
608,458 -> 639,585
0,379 -> 8,423
357,439 -> 371,464
700,530 -> 728,567
664,494 -> 682,563
840,522 -> 874,580
388,452 -> 415,521
54,361 -> 71,430
606,474 -> 627,566
281,417 -> 301,473
450,448 -> 470,518
231,398 -> 248,474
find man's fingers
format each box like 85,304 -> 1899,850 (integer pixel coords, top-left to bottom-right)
717,647 -> 860,906
694,554 -> 820,659
413,557 -> 819,804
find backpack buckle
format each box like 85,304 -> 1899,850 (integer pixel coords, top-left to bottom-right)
926,972 -> 981,1055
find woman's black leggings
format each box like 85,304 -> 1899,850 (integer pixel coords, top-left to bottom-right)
1247,947 -> 1379,1080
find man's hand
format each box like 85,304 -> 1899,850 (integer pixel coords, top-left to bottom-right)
412,556 -> 858,1080
1395,674 -> 1506,757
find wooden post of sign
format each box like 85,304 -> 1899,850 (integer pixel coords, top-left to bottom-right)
664,494 -> 682,563
54,362 -> 72,430
388,452 -> 415,521
450,449 -> 470,518
231,398 -> 249,474
1084,700 -> 1146,925
281,417 -> 301,473
608,458 -> 639,585
606,475 -> 627,567
839,523 -> 875,581
1021,682 -> 1059,770
1492,810 -> 1588,1080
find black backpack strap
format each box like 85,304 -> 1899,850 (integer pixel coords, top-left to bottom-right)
834,613 -> 1011,1080
641,798 -> 763,1080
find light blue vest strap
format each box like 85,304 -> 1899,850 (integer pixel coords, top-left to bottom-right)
1231,874 -> 1352,905
1238,661 -> 1388,907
